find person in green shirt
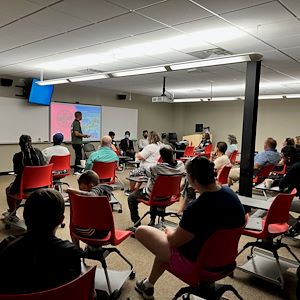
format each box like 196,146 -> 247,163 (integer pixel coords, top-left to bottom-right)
85,135 -> 119,170
71,111 -> 90,172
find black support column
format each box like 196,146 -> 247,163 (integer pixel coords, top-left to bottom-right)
239,60 -> 261,197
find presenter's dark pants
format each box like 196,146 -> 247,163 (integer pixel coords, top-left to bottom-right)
72,144 -> 82,172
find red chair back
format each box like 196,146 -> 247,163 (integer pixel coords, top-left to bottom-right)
253,164 -> 274,184
147,175 -> 182,207
157,156 -> 163,163
183,146 -> 195,157
204,144 -> 213,154
229,150 -> 238,164
165,226 -> 244,286
273,164 -> 287,175
92,161 -> 117,184
217,165 -> 232,185
0,266 -> 96,300
263,192 -> 295,235
49,154 -> 71,180
18,164 -> 53,198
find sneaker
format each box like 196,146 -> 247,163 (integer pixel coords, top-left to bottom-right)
124,189 -> 132,196
135,279 -> 154,300
2,210 -> 11,218
7,215 -> 20,223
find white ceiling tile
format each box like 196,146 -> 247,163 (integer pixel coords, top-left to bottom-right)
191,0 -> 273,14
222,1 -> 294,30
280,0 -> 300,16
53,0 -> 128,23
283,46 -> 300,60
107,0 -> 168,10
0,0 -> 43,26
138,0 -> 211,26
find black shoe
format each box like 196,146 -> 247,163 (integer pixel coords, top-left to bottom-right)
148,219 -> 155,226
124,189 -> 132,196
135,279 -> 154,300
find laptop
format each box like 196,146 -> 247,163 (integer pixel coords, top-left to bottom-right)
245,217 -> 263,231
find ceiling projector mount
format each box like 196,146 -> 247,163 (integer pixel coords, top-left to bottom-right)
152,77 -> 174,103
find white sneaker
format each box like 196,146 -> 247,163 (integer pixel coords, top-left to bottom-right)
8,215 -> 20,223
2,210 -> 10,217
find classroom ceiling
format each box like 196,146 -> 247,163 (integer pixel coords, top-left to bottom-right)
1,0 -> 300,100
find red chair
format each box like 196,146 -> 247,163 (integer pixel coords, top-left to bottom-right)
273,164 -> 287,175
134,175 -> 183,227
4,164 -> 53,229
237,192 -> 300,287
229,150 -> 238,164
166,226 -> 244,300
69,193 -> 134,297
92,161 -> 124,212
253,164 -> 275,185
183,146 -> 195,157
0,266 -> 96,300
198,144 -> 213,159
49,154 -> 71,192
216,165 -> 232,185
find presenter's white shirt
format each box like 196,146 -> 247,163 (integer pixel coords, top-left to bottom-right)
42,145 -> 70,164
139,142 -> 161,168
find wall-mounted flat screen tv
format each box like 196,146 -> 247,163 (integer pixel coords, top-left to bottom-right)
28,78 -> 54,106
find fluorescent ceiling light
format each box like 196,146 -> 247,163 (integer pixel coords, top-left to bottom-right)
112,66 -> 166,77
173,98 -> 202,103
69,73 -> 109,82
170,53 -> 262,71
36,78 -> 68,85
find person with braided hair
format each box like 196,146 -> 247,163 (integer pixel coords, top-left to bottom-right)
3,134 -> 45,222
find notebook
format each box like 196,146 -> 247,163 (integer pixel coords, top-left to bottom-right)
245,217 -> 263,231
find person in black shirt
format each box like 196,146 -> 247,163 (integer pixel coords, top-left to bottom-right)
0,189 -> 82,294
120,130 -> 135,159
3,135 -> 46,222
133,157 -> 245,299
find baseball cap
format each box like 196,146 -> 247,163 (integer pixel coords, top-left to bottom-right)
53,133 -> 64,143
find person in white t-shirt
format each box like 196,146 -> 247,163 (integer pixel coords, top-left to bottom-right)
138,130 -> 149,151
212,141 -> 231,173
125,131 -> 161,194
42,133 -> 70,164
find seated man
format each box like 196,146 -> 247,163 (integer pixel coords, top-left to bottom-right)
127,146 -> 185,228
85,135 -> 119,170
66,170 -> 113,245
228,137 -> 281,185
138,130 -> 149,151
0,189 -> 82,294
42,133 -> 70,164
108,131 -> 119,153
211,141 -> 231,173
120,130 -> 135,159
134,156 -> 245,299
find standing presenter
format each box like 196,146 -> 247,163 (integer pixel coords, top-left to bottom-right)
71,111 -> 90,173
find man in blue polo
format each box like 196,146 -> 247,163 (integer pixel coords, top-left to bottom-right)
85,135 -> 119,170
228,137 -> 281,185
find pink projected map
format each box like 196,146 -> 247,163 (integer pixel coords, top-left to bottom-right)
50,102 -> 101,141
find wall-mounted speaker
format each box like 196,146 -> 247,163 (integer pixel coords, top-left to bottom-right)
0,78 -> 13,87
117,94 -> 127,100
195,123 -> 203,132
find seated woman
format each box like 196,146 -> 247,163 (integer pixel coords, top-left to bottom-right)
226,134 -> 238,157
195,132 -> 212,152
134,156 -> 245,299
3,135 -> 46,222
125,131 -> 161,194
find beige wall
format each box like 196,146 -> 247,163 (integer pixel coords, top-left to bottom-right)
173,99 -> 300,152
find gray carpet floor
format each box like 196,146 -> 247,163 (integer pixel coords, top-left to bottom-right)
0,169 -> 298,300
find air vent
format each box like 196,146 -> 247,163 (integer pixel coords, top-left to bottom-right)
77,68 -> 104,74
187,48 -> 233,60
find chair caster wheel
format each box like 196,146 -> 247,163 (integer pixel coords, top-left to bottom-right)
121,188 -> 124,191
118,209 -> 123,213
61,223 -> 65,228
182,294 -> 190,300
129,270 -> 136,280
5,224 -> 11,230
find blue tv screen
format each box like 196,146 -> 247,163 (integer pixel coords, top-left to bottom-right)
28,78 -> 54,106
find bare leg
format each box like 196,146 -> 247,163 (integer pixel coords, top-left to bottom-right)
135,226 -> 171,285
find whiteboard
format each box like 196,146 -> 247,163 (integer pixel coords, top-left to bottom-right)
102,106 -> 138,140
0,97 -> 49,143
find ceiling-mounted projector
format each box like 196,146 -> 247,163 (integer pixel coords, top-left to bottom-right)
152,96 -> 173,103
152,77 -> 174,103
